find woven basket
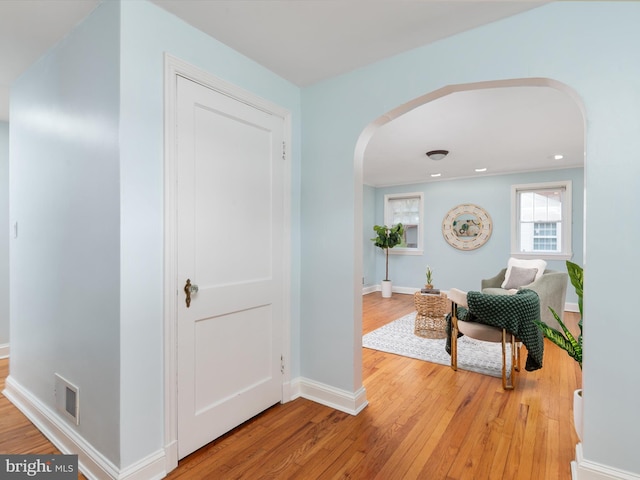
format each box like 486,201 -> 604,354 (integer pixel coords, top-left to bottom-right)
413,291 -> 449,339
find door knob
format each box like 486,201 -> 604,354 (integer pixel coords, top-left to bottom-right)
184,279 -> 199,308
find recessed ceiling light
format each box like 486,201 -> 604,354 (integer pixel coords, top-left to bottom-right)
554,154 -> 564,160
430,173 -> 442,178
475,168 -> 487,172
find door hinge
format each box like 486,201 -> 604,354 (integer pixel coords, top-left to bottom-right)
280,354 -> 285,374
282,141 -> 286,160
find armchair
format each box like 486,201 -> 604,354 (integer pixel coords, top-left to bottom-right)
448,288 -> 542,390
481,268 -> 568,331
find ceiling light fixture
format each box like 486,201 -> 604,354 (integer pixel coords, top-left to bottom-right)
426,150 -> 449,161
554,154 -> 564,160
430,173 -> 442,178
475,167 -> 487,172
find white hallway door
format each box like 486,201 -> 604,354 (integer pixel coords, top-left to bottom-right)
176,75 -> 285,459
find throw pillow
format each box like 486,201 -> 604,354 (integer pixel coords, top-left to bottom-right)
502,266 -> 538,289
501,257 -> 547,289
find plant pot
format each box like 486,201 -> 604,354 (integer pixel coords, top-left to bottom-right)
573,389 -> 583,441
381,280 -> 392,298
425,284 -> 433,290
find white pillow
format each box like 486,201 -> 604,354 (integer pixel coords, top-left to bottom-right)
502,266 -> 538,289
501,257 -> 547,289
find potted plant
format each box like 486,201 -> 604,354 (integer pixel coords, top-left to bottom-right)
425,265 -> 434,289
534,260 -> 583,440
371,224 -> 404,298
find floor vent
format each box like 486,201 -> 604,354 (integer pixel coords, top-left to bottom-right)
55,374 -> 79,425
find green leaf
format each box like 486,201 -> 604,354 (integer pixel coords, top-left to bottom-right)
566,260 -> 583,318
534,307 -> 582,369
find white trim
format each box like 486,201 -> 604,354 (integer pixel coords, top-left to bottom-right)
2,376 -> 167,480
163,53 -> 292,473
290,377 -> 368,415
117,450 -> 166,480
390,285 -> 421,295
362,284 -> 428,296
0,342 -> 9,359
565,302 -> 579,313
573,443 -> 640,480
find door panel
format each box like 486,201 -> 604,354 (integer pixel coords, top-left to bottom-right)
176,75 -> 284,459
194,305 -> 273,413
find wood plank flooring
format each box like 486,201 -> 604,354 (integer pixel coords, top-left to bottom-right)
0,292 -> 582,479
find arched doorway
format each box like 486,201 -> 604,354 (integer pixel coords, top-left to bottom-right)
353,77 -> 586,396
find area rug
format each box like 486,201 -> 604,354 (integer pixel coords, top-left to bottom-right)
362,313 -> 511,378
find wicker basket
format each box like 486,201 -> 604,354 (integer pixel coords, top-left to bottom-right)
413,291 -> 449,339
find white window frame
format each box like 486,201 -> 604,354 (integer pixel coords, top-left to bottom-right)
384,192 -> 424,256
511,181 -> 573,260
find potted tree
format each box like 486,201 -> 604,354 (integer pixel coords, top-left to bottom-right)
534,260 -> 583,440
371,224 -> 404,298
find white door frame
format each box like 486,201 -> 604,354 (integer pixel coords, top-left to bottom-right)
163,53 -> 292,472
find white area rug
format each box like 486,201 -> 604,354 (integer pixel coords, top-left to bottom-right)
363,313 -> 511,378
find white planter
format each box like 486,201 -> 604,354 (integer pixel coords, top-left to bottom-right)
381,280 -> 392,298
573,389 -> 583,441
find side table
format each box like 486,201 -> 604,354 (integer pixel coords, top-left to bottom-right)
413,291 -> 449,339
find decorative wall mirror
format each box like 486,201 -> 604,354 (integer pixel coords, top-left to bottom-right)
442,204 -> 492,250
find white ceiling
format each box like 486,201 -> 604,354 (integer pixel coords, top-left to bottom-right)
151,0 -> 548,87
364,85 -> 584,186
0,0 -> 101,122
0,0 -> 584,185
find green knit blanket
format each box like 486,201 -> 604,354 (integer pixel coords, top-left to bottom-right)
460,289 -> 543,371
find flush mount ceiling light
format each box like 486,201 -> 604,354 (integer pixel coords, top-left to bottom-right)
426,150 -> 449,161
475,167 -> 487,172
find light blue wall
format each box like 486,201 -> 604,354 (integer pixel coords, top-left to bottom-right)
9,0 -> 302,471
367,168 -> 584,305
9,0 -> 640,476
0,122 -> 8,350
117,0 -> 301,468
302,2 -> 640,474
10,2 -> 121,464
362,184 -> 376,287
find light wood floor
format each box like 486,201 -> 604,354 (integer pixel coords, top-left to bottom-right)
0,292 -> 581,479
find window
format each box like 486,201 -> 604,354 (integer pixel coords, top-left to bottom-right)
384,192 -> 423,255
511,181 -> 572,259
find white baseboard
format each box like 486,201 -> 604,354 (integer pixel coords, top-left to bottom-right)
2,376 -> 166,480
573,443 -> 640,479
290,377 -> 368,415
118,450 -> 166,480
362,284 -> 421,296
565,302 -> 579,313
0,343 -> 9,359
362,285 -> 378,295
282,379 -> 294,403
